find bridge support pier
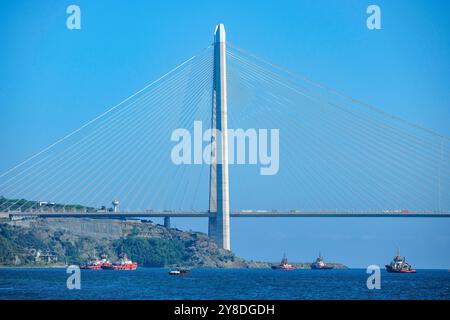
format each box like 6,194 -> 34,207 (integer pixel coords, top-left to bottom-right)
208,24 -> 230,250
208,214 -> 216,239
164,217 -> 171,229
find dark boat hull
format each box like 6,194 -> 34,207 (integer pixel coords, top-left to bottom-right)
311,265 -> 333,270
385,265 -> 416,273
169,270 -> 190,275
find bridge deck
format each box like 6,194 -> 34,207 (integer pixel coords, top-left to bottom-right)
4,210 -> 450,219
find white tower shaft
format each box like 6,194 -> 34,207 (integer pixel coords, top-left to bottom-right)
208,24 -> 230,250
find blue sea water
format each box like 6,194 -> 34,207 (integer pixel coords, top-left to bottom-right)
0,268 -> 449,300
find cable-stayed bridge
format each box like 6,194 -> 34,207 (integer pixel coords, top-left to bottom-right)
1,25 -> 450,250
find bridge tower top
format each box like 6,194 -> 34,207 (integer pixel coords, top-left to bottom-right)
214,24 -> 226,43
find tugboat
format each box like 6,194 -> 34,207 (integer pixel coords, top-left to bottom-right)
101,253 -> 138,270
168,268 -> 191,276
271,254 -> 295,270
80,258 -> 103,270
311,252 -> 333,270
385,248 -> 416,273
80,255 -> 112,270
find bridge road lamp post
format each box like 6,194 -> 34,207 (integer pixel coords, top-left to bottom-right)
208,24 -> 231,250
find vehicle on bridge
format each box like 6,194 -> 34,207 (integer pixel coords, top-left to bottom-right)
97,206 -> 109,213
38,201 -> 55,207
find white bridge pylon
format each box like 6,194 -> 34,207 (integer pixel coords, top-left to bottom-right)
208,24 -> 231,250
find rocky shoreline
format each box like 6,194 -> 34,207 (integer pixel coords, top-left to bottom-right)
0,218 -> 348,269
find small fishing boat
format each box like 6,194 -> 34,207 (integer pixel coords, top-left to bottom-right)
168,268 -> 191,275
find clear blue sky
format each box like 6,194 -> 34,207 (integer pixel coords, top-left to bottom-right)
1,0 -> 449,268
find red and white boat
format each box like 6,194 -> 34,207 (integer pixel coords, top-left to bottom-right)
101,254 -> 137,270
385,248 -> 416,273
80,257 -> 112,270
271,254 -> 295,270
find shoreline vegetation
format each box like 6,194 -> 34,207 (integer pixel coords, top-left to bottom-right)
0,215 -> 348,269
0,196 -> 97,212
0,264 -> 348,269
